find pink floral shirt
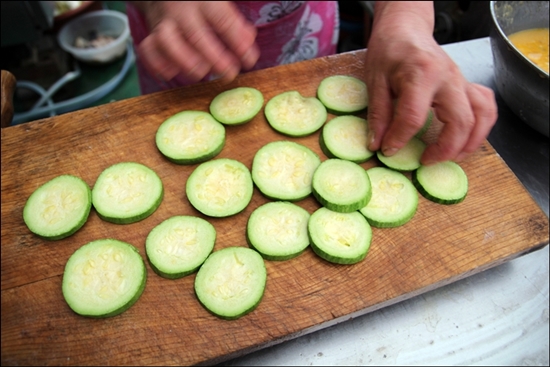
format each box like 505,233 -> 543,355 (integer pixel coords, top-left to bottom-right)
126,1 -> 339,94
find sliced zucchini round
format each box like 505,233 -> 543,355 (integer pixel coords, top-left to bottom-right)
415,109 -> 434,138
376,137 -> 426,171
186,158 -> 253,217
145,216 -> 216,279
194,246 -> 267,320
312,159 -> 372,213
209,87 -> 264,125
247,201 -> 310,261
308,207 -> 372,265
92,162 -> 163,224
251,140 -> 321,201
391,99 -> 434,139
360,167 -> 418,228
320,115 -> 374,163
264,90 -> 327,137
317,75 -> 368,114
62,239 -> 147,318
23,174 -> 92,240
155,110 -> 225,164
412,161 -> 468,204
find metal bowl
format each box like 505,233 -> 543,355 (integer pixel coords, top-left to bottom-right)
490,1 -> 549,137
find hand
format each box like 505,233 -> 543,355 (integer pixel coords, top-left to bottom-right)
364,2 -> 497,165
134,1 -> 260,84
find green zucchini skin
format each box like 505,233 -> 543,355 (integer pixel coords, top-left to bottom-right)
308,208 -> 372,265
251,141 -> 321,201
194,247 -> 267,320
246,201 -> 310,261
415,109 -> 434,138
264,91 -> 327,137
155,110 -> 226,165
92,162 -> 164,224
95,189 -> 164,224
316,75 -> 369,115
412,161 -> 468,205
186,158 -> 254,217
360,167 -> 418,228
209,87 -> 264,125
145,216 -> 216,279
163,143 -> 224,165
319,115 -> 374,163
62,239 -> 147,318
23,174 -> 92,241
312,159 -> 372,213
376,137 -> 426,172
246,238 -> 308,261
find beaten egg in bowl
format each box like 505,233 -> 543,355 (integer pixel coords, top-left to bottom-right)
508,28 -> 549,73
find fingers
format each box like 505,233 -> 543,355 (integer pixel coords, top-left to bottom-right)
362,1 -> 497,166
366,73 -> 393,152
458,84 -> 497,159
421,81 -> 497,165
202,2 -> 259,71
421,70 -> 475,164
449,83 -> 497,162
366,58 -> 497,166
137,1 -> 259,84
139,18 -> 211,82
379,68 -> 435,156
180,2 -> 255,82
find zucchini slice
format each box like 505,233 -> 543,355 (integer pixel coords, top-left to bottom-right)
412,161 -> 468,204
308,207 -> 372,265
312,159 -> 372,213
23,174 -> 92,240
360,167 -> 418,228
186,158 -> 253,217
264,91 -> 327,137
391,99 -> 434,138
155,110 -> 225,164
320,115 -> 374,163
92,162 -> 163,224
145,216 -> 216,279
376,137 -> 426,171
209,87 -> 264,125
251,140 -> 321,201
62,239 -> 147,318
194,247 -> 267,320
247,201 -> 310,261
317,75 -> 368,114
415,109 -> 434,138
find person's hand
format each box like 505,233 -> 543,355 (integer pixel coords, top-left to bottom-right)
134,1 -> 260,84
364,1 -> 497,165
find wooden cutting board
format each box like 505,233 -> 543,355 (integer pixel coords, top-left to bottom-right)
1,50 -> 548,366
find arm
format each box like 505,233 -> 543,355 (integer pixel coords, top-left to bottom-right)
130,1 -> 259,84
364,1 -> 497,165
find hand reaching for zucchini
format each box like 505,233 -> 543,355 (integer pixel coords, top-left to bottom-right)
132,1 -> 260,84
364,1 -> 497,166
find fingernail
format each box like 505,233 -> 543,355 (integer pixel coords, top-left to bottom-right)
367,129 -> 375,148
242,46 -> 260,70
209,72 -> 224,81
382,147 -> 397,156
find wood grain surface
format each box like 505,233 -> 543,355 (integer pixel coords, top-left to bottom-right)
1,50 -> 548,366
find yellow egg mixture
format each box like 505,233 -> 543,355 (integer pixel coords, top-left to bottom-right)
508,28 -> 549,73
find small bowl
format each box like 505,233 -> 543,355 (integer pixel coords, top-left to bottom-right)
57,9 -> 130,64
490,1 -> 549,137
